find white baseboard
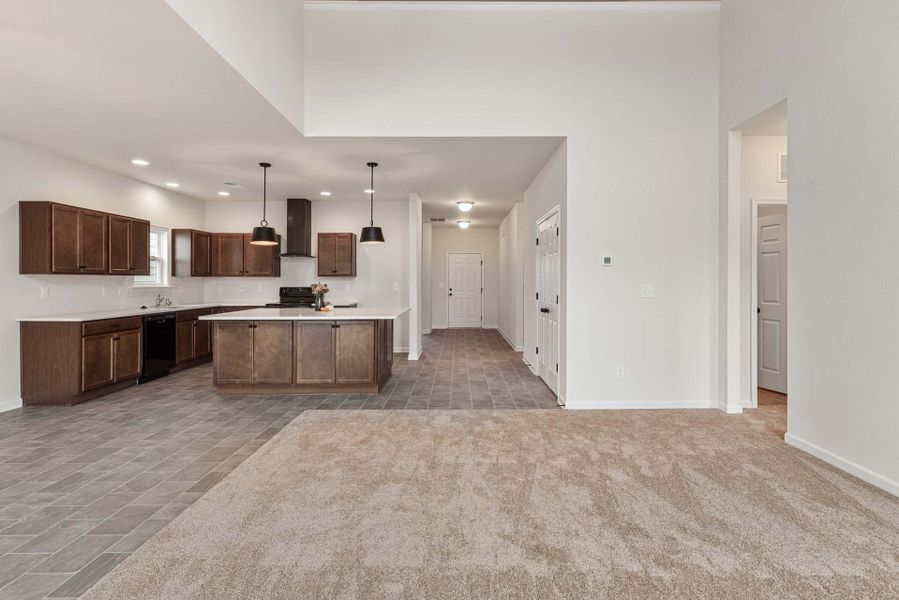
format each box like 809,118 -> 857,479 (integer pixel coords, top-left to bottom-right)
497,327 -> 523,352
423,329 -> 432,335
483,322 -> 498,329
393,346 -> 409,353
718,401 -> 744,414
0,399 -> 22,414
785,433 -> 899,497
565,400 -> 716,410
407,351 -> 421,361
523,357 -> 538,376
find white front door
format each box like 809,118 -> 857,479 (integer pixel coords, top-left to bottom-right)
758,211 -> 788,393
447,253 -> 482,328
536,209 -> 560,396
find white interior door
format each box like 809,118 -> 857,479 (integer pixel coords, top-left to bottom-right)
536,210 -> 560,395
447,253 -> 482,328
757,211 -> 788,393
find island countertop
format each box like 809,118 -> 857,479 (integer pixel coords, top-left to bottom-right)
199,307 -> 410,321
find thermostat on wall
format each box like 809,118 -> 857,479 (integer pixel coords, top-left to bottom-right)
602,256 -> 613,266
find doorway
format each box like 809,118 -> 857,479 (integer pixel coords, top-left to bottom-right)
446,252 -> 483,328
535,207 -> 560,396
752,201 -> 788,405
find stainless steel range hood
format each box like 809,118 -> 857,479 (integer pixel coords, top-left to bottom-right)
281,198 -> 315,257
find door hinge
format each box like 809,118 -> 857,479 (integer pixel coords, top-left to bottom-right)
536,346 -> 539,354
536,237 -> 539,246
481,288 -> 483,293
556,294 -> 559,304
536,292 -> 539,300
556,226 -> 559,236
555,363 -> 559,373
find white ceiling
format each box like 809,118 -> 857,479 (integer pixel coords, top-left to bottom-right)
0,0 -> 561,226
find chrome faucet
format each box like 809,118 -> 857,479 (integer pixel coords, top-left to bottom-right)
154,294 -> 172,308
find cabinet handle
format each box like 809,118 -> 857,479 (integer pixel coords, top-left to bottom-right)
331,324 -> 340,329
112,337 -> 120,341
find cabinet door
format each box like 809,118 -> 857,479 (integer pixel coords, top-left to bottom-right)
175,320 -> 195,364
82,334 -> 114,392
253,321 -> 293,384
334,234 -> 355,276
108,216 -> 132,274
317,234 -> 336,276
243,234 -> 276,277
213,322 -> 254,383
191,231 -> 212,276
51,204 -> 81,273
113,330 -> 142,381
194,320 -> 211,357
212,234 -> 245,276
129,220 -> 151,275
79,210 -> 108,273
335,321 -> 375,384
295,321 -> 335,384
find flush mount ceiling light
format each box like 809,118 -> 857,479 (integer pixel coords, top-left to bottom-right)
165,182 -> 180,188
250,162 -> 278,246
364,188 -> 375,194
320,191 -> 332,196
131,159 -> 149,166
360,162 -> 385,244
217,191 -> 230,197
457,201 -> 474,212
458,220 -> 471,230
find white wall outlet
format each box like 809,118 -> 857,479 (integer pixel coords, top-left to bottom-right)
640,284 -> 655,298
602,256 -> 613,266
616,366 -> 625,380
39,286 -> 49,300
239,284 -> 246,292
392,282 -> 399,291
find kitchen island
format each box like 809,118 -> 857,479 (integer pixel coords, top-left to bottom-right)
200,307 -> 410,394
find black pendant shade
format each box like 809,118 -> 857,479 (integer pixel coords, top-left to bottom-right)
361,161 -> 385,244
251,162 -> 278,246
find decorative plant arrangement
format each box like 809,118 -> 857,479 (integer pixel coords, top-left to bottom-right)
311,282 -> 330,311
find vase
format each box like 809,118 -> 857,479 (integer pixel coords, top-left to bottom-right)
314,295 -> 324,311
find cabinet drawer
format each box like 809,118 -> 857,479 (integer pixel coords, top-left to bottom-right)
82,317 -> 141,337
176,308 -> 214,322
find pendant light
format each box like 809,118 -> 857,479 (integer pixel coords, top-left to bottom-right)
251,162 -> 278,246
360,161 -> 386,244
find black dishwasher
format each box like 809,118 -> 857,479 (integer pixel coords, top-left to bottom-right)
140,313 -> 176,383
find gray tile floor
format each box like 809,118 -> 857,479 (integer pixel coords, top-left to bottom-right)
0,329 -> 556,598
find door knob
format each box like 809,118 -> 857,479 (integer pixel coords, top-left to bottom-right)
448,293 -> 453,296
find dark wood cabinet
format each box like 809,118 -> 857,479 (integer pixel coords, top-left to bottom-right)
19,202 -> 152,276
81,334 -> 114,392
113,329 -> 142,382
243,234 -> 281,277
295,322 -> 336,384
212,233 -> 245,276
213,322 -> 255,384
109,216 -> 150,275
175,309 -> 214,366
253,322 -> 293,384
172,229 -> 212,277
317,233 -> 356,277
336,321 -> 374,383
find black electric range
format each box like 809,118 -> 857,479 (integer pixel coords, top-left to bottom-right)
265,286 -> 359,309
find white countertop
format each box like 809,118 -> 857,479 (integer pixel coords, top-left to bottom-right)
16,303 -> 267,323
200,307 -> 411,321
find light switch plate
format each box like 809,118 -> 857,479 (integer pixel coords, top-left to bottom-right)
40,286 -> 49,300
616,366 -> 625,380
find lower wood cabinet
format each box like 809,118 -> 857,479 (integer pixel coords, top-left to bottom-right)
295,322 -> 336,384
175,310 -> 214,366
213,321 -> 292,384
335,321 -> 375,384
81,329 -> 141,392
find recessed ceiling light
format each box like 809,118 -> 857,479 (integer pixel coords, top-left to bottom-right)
458,220 -> 471,229
217,191 -> 230,197
320,191 -> 332,196
457,201 -> 474,212
364,188 -> 375,194
165,182 -> 180,188
131,159 -> 149,166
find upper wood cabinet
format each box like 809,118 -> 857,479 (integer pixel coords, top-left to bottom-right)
109,216 -> 150,275
172,229 -> 212,277
210,233 -> 281,277
317,233 -> 356,277
19,202 -> 150,276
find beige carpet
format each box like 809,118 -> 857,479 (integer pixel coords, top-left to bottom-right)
82,408 -> 899,599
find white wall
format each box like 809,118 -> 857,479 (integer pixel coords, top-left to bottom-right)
739,135 -> 787,404
1,137 -> 207,411
203,197 -> 412,350
164,0 -> 305,133
421,222 -> 432,334
304,1 -> 720,409
498,203 -> 524,351
721,0 -> 899,493
430,227 -> 499,330
522,142 -> 567,399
